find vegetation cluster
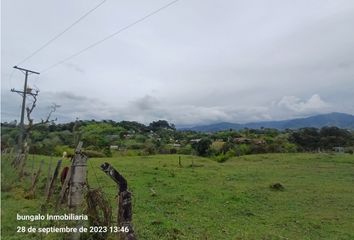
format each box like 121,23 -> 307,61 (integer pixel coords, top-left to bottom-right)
2,120 -> 353,162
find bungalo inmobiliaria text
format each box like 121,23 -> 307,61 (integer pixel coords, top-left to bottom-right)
16,213 -> 88,221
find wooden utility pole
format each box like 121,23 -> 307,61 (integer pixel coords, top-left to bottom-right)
11,66 -> 40,153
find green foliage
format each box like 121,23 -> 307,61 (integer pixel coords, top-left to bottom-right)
2,120 -> 353,159
80,123 -> 122,148
283,142 -> 298,153
191,138 -> 212,156
83,149 -> 106,158
214,150 -> 235,162
235,144 -> 251,156
142,141 -> 157,155
54,145 -> 74,157
177,144 -> 193,155
149,120 -> 175,131
290,127 -> 353,151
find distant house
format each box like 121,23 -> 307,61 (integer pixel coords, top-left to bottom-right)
233,137 -> 252,144
106,134 -> 119,140
333,147 -> 345,153
148,132 -> 158,138
172,143 -> 181,148
124,134 -> 134,139
253,139 -> 266,145
190,139 -> 202,143
110,145 -> 119,150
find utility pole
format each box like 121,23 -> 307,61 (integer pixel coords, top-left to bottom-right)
11,66 -> 40,153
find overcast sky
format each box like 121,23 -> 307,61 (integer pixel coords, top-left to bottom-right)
2,0 -> 354,126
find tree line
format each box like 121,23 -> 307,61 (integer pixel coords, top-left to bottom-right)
1,120 -> 353,160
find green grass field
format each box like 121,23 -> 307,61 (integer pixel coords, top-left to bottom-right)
1,153 -> 354,239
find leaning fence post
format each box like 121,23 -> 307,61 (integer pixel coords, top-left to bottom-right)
45,156 -> 54,196
56,166 -> 72,208
5,148 -> 14,162
27,160 -> 44,198
19,145 -> 29,178
46,159 -> 62,202
101,162 -> 136,240
2,148 -> 9,161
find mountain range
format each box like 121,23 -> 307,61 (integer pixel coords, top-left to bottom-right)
180,112 -> 354,132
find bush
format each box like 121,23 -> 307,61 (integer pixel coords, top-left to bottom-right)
235,144 -> 251,156
192,138 -> 212,156
54,145 -> 74,157
83,150 -> 106,158
170,148 -> 177,154
250,144 -> 267,154
177,145 -> 193,155
345,148 -> 354,154
283,143 -> 298,153
210,141 -> 225,154
214,150 -> 235,163
129,143 -> 144,150
103,147 -> 112,157
143,143 -> 157,155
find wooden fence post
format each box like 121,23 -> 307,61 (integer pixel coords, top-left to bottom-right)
67,142 -> 88,240
5,148 -> 14,162
45,156 -> 54,196
2,148 -> 9,160
12,153 -> 23,168
178,156 -> 182,167
68,142 -> 87,208
56,166 -> 72,208
27,160 -> 44,198
19,146 -> 29,178
46,159 -> 62,202
101,162 -> 136,240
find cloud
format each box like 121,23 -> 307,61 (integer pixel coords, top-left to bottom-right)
1,89 -> 339,126
130,95 -> 159,111
276,94 -> 330,113
2,1 -> 354,125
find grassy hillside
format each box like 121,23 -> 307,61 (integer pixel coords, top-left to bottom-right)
1,153 -> 354,239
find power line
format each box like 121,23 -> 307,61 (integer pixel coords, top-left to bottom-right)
16,0 -> 107,66
7,68 -> 16,87
41,0 -> 180,73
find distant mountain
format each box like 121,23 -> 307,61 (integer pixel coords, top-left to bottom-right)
182,112 -> 354,132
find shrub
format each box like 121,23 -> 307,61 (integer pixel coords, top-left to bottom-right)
345,148 -> 354,154
192,138 -> 212,156
103,147 -> 112,157
129,143 -> 144,150
214,150 -> 235,163
235,144 -> 251,156
177,145 -> 193,155
54,145 -> 74,157
83,150 -> 106,158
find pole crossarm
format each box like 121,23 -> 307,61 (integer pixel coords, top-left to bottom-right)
13,66 -> 40,75
11,88 -> 39,97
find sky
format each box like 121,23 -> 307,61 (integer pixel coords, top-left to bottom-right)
1,0 -> 354,126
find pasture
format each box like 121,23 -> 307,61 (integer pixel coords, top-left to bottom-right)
1,153 -> 354,239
